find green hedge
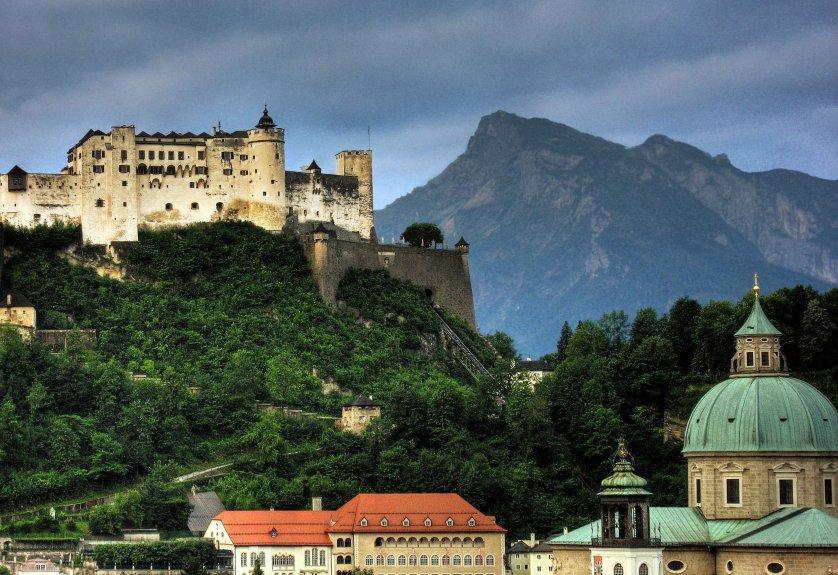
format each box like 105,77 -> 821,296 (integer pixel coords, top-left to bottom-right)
93,539 -> 215,568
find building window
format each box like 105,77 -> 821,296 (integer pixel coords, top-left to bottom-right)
475,555 -> 483,566
419,555 -> 428,566
386,555 -> 395,566
766,563 -> 784,574
430,555 -> 439,566
33,214 -> 41,222
198,150 -> 205,160
305,551 -> 310,566
464,555 -> 472,566
442,555 -> 450,566
223,168 -> 233,176
639,565 -> 648,575
486,555 -> 494,566
409,555 -> 417,566
272,555 -> 280,567
665,560 -> 685,573
453,556 -> 461,566
397,556 -> 406,566
402,518 -> 410,527
139,150 -> 145,160
695,477 -> 702,505
778,478 -> 795,506
376,556 -> 384,566
178,151 -> 184,160
468,517 -> 476,526
149,151 -> 155,160
825,478 -> 834,506
240,553 -> 246,567
725,561 -> 733,574
118,164 -> 130,173
761,351 -> 770,366
221,152 -> 234,161
320,550 -> 325,566
240,154 -> 248,160
725,477 -> 741,506
745,351 -> 754,367
167,151 -> 174,160
92,165 -> 105,173
364,555 -> 373,566
95,198 -> 105,207
165,203 -> 173,211
613,564 -> 623,575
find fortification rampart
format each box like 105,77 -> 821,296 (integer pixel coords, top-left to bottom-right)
301,231 -> 476,328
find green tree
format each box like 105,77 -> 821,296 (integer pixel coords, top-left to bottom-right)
629,308 -> 661,347
401,223 -> 444,247
556,321 -> 572,362
485,331 -> 517,360
691,301 -> 736,374
799,300 -> 835,370
665,297 -> 701,373
252,558 -> 264,575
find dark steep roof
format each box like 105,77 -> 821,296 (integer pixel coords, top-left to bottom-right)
256,106 -> 276,129
187,490 -> 226,533
306,160 -> 321,172
7,165 -> 27,176
508,541 -> 532,554
344,394 -> 379,408
3,290 -> 34,308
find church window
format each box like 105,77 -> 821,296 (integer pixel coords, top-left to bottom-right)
761,351 -> 770,366
725,561 -> 733,574
178,151 -> 184,160
695,477 -> 702,505
725,477 -> 741,506
613,565 -> 623,575
745,352 -> 754,367
766,563 -> 784,574
665,561 -> 685,573
778,478 -> 795,506
824,478 -> 834,506
95,198 -> 105,207
638,565 -> 648,575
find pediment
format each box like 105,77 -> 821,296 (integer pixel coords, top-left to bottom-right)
820,462 -> 838,473
771,462 -> 803,473
717,462 -> 745,473
689,463 -> 702,473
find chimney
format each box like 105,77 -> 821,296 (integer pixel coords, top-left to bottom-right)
6,294 -> 11,306
312,497 -> 323,511
563,527 -> 568,535
191,485 -> 197,496
529,533 -> 536,546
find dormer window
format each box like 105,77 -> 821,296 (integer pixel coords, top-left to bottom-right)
424,518 -> 432,527
270,528 -> 278,538
360,518 -> 368,527
402,518 -> 410,527
446,518 -> 454,527
380,518 -> 388,527
467,517 -> 476,526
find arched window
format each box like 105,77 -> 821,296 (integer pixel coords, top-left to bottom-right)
376,556 -> 384,566
442,555 -> 450,566
319,550 -> 325,566
431,555 -> 439,566
240,553 -> 247,567
613,564 -> 623,575
336,556 -> 344,565
272,555 -> 280,567
137,164 -> 148,175
375,537 -> 383,547
305,551 -> 311,566
398,555 -> 406,566
474,537 -> 485,547
345,537 -> 351,547
259,552 -> 265,567
486,555 -> 495,566
638,564 -> 648,575
463,537 -> 473,547
464,555 -> 472,566
453,555 -> 462,566
166,165 -> 175,175
409,555 -> 417,566
420,555 -> 428,566
216,202 -> 224,212
250,553 -> 257,566
365,555 -> 373,567
476,555 -> 483,566
386,555 -> 395,566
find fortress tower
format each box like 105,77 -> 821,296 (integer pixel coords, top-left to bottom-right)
336,150 -> 373,239
243,106 -> 286,230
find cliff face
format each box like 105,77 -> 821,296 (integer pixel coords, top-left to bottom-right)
375,111 -> 836,354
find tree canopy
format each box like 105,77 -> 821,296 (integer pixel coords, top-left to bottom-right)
401,223 -> 444,247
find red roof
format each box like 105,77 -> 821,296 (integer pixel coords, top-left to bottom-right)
330,493 -> 505,533
214,510 -> 333,546
213,494 -> 505,546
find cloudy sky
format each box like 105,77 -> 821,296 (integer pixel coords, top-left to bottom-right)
1,1 -> 835,208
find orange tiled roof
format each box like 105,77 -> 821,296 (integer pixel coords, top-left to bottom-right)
212,494 -> 505,546
214,510 -> 333,546
329,493 -> 505,533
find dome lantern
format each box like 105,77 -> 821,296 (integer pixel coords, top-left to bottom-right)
730,273 -> 786,375
597,440 -> 654,546
256,105 -> 276,129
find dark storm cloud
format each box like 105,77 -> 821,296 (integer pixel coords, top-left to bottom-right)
1,0 -> 835,207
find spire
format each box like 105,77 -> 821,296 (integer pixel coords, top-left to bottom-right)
735,274 -> 780,336
256,105 -> 276,129
597,440 -> 651,497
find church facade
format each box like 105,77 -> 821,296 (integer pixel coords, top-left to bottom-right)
0,108 -> 373,245
549,278 -> 838,575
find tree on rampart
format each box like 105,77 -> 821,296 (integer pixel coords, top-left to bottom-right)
401,222 -> 443,247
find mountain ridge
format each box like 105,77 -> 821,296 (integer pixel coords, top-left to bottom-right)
375,111 -> 836,354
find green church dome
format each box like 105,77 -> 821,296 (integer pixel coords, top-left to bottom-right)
683,376 -> 838,453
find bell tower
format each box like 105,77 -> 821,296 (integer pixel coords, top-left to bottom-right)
730,274 -> 787,375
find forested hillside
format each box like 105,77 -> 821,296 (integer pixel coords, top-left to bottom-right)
0,222 -> 835,540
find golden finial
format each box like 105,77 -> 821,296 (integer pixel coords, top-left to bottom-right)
753,272 -> 760,296
616,439 -> 630,461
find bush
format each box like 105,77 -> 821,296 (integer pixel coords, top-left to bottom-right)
93,539 -> 215,568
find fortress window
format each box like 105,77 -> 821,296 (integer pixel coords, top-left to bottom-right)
221,152 -> 234,161
216,202 -> 223,212
121,150 -> 128,161
149,151 -> 155,160
189,182 -> 195,189
166,166 -> 175,175
139,151 -> 145,160
137,164 -> 148,175
178,151 -> 184,160
95,198 -> 105,207
191,202 -> 199,210
122,181 -> 127,187
92,165 -> 105,173
198,151 -> 205,160
33,214 -> 41,222
240,170 -> 248,176
262,191 -> 266,196
275,153 -> 279,159
165,203 -> 173,211
223,168 -> 233,176
119,164 -> 130,173
168,151 -> 174,160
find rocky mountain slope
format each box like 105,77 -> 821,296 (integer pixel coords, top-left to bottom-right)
375,111 -> 836,354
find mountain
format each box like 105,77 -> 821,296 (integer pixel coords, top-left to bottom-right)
375,111 -> 837,354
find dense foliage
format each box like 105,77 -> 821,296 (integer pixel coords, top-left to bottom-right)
92,539 -> 215,568
0,222 -> 835,541
401,223 -> 444,247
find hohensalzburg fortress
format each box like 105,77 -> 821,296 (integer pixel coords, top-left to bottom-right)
0,107 -> 373,245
